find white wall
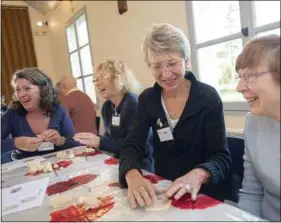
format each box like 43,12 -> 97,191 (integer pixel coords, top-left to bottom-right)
2,1 -> 56,81
3,1 -> 246,130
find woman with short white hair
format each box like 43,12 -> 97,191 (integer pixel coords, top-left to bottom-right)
118,23 -> 231,209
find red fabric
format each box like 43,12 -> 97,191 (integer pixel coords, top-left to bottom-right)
46,174 -> 97,196
50,196 -> 114,222
171,194 -> 222,210
104,157 -> 119,165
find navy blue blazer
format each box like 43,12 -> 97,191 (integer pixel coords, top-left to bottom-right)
119,71 -> 232,200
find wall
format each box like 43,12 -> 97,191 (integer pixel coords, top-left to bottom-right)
2,1 -> 246,130
1,1 -> 56,81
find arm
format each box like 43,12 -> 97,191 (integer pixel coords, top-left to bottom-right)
119,92 -> 151,187
56,106 -> 80,149
238,122 -> 263,217
196,93 -> 231,184
1,110 -> 15,153
99,99 -> 138,157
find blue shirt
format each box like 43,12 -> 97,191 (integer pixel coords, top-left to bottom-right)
1,104 -> 80,159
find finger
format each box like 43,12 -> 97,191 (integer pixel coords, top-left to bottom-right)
139,187 -> 152,206
145,182 -> 157,202
191,187 -> 200,201
174,186 -> 187,200
76,139 -> 91,146
164,183 -> 183,198
128,190 -> 137,209
44,131 -> 57,141
133,190 -> 145,207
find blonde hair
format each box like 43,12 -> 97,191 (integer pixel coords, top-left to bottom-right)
94,59 -> 142,95
236,35 -> 280,84
142,23 -> 190,65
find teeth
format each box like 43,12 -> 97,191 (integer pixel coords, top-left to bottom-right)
247,97 -> 258,103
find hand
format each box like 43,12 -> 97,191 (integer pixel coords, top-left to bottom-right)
125,169 -> 157,209
39,129 -> 64,146
73,132 -> 100,148
164,168 -> 210,201
14,136 -> 43,152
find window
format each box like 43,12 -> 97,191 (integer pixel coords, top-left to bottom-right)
186,1 -> 280,111
66,11 -> 97,104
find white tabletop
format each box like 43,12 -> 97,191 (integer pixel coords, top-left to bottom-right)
1,146 -> 265,222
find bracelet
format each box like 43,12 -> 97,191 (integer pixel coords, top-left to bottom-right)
55,136 -> 66,146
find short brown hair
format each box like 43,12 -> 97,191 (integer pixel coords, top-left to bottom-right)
235,35 -> 280,84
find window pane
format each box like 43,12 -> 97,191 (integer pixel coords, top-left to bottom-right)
192,1 -> 241,43
257,28 -> 280,37
70,52 -> 82,78
76,78 -> 84,91
66,24 -> 77,52
197,39 -> 244,102
75,14 -> 89,47
80,45 -> 93,76
84,76 -> 97,104
254,1 -> 280,27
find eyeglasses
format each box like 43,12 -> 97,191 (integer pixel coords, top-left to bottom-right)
149,59 -> 182,73
235,70 -> 272,83
92,74 -> 110,83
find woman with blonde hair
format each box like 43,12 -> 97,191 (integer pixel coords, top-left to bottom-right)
236,35 -> 280,221
74,59 -> 154,171
118,23 -> 231,209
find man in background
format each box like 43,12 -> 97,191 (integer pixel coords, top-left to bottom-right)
59,76 -> 97,134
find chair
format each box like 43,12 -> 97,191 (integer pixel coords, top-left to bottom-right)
96,116 -> 100,135
225,132 -> 245,203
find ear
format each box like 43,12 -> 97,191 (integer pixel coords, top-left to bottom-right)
184,59 -> 189,71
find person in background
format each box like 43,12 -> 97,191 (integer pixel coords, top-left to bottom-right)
59,76 -> 97,134
55,81 -> 63,101
236,35 -> 280,221
74,59 -> 154,172
1,94 -> 8,116
1,67 -> 79,163
118,23 -> 231,209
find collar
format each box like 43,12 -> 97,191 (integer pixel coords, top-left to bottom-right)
153,71 -> 203,122
66,87 -> 80,96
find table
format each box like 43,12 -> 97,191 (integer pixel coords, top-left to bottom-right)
1,146 -> 265,222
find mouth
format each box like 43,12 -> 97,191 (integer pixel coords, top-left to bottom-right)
20,99 -> 31,104
99,88 -> 106,92
162,77 -> 177,84
245,96 -> 258,104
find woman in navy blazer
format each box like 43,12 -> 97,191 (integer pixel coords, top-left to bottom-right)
1,67 -> 79,163
119,23 -> 231,209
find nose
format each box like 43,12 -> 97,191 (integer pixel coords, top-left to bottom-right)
236,78 -> 248,93
160,65 -> 172,78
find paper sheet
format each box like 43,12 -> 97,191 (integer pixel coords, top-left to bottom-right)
2,177 -> 49,216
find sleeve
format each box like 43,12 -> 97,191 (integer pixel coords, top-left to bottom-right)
56,106 -> 80,150
238,118 -> 263,217
99,99 -> 138,158
195,92 -> 232,184
118,92 -> 151,187
1,110 -> 16,153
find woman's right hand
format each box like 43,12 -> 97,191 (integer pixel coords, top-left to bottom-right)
14,136 -> 43,152
125,169 -> 157,209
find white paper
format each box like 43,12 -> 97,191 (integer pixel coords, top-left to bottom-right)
1,156 -> 46,173
38,142 -> 55,152
2,177 -> 49,216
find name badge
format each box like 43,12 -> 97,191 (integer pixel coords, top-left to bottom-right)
38,142 -> 55,152
112,115 -> 120,127
157,127 -> 174,142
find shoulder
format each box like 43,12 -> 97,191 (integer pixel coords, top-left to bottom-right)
123,92 -> 138,106
1,108 -> 21,120
51,104 -> 68,116
197,81 -> 222,104
139,87 -> 155,102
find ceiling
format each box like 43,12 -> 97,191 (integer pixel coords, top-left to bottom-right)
24,1 -> 61,15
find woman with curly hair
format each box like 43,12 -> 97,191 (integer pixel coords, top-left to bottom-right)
1,67 -> 79,163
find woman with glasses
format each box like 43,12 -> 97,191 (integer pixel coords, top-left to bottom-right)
74,60 -> 154,172
236,35 -> 280,221
119,23 -> 231,209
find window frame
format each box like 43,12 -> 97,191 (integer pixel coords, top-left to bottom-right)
185,1 -> 280,112
65,7 -> 98,106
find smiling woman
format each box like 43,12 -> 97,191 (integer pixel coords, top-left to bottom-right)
1,67 -> 79,163
74,60 -> 154,173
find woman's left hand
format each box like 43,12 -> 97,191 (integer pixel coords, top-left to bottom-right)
39,129 -> 64,146
73,132 -> 100,148
164,168 -> 210,201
